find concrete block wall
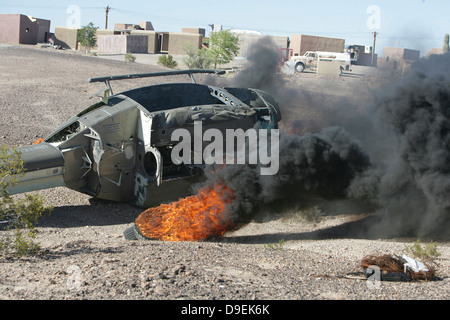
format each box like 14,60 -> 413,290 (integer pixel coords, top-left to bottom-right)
97,34 -> 148,54
97,35 -> 124,54
54,26 -> 78,49
126,35 -> 148,53
166,32 -> 202,55
130,30 -> 158,53
35,18 -> 51,43
0,14 -> 21,44
96,29 -> 116,37
236,34 -> 289,58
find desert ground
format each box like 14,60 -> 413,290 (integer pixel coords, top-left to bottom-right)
0,44 -> 448,304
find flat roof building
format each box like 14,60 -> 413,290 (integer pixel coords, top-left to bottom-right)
380,47 -> 420,71
0,14 -> 50,45
290,34 -> 345,56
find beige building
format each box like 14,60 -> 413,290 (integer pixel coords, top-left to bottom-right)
53,27 -> 116,50
379,47 -> 420,70
130,30 -> 159,53
290,34 -> 345,56
97,34 -> 148,54
53,26 -> 78,49
96,21 -> 203,55
160,32 -> 203,55
234,33 -> 289,58
114,21 -> 154,31
346,44 -> 378,66
182,28 -> 206,37
425,48 -> 444,58
0,14 -> 50,45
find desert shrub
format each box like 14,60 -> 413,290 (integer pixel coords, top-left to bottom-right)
264,239 -> 285,250
403,239 -> 441,261
183,47 -> 214,69
158,54 -> 177,69
0,145 -> 53,257
125,53 -> 136,63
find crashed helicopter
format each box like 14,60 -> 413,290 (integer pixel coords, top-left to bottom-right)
7,69 -> 281,208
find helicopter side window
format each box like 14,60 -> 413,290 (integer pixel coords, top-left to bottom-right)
46,121 -> 85,143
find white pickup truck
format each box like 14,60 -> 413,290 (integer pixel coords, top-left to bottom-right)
289,51 -> 351,73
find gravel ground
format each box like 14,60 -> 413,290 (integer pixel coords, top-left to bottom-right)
0,45 -> 448,303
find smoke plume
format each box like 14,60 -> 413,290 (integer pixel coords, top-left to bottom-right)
347,52 -> 450,237
200,38 -> 371,220
201,37 -> 450,239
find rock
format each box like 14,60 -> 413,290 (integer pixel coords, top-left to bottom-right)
172,264 -> 186,275
157,273 -> 169,280
153,285 -> 165,295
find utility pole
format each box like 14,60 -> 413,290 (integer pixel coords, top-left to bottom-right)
372,31 -> 377,66
105,5 -> 110,29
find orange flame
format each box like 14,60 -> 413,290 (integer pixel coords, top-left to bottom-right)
135,184 -> 235,241
32,138 -> 44,144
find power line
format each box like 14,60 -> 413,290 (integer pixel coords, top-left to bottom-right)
0,5 -> 104,9
0,4 -> 444,42
377,35 -> 443,41
109,7 -> 209,27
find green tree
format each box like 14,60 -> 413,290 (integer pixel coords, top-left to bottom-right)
444,34 -> 449,53
208,30 -> 240,68
77,22 -> 98,54
0,145 -> 53,257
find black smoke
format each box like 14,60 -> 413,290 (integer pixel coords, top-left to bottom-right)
200,37 -> 450,239
232,36 -> 282,90
199,37 -> 371,220
202,127 -> 371,217
347,52 -> 450,238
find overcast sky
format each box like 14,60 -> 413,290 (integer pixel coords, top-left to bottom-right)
1,0 -> 449,56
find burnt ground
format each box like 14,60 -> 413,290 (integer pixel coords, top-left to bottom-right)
0,45 -> 448,304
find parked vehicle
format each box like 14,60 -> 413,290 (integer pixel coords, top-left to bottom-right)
290,51 -> 351,74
